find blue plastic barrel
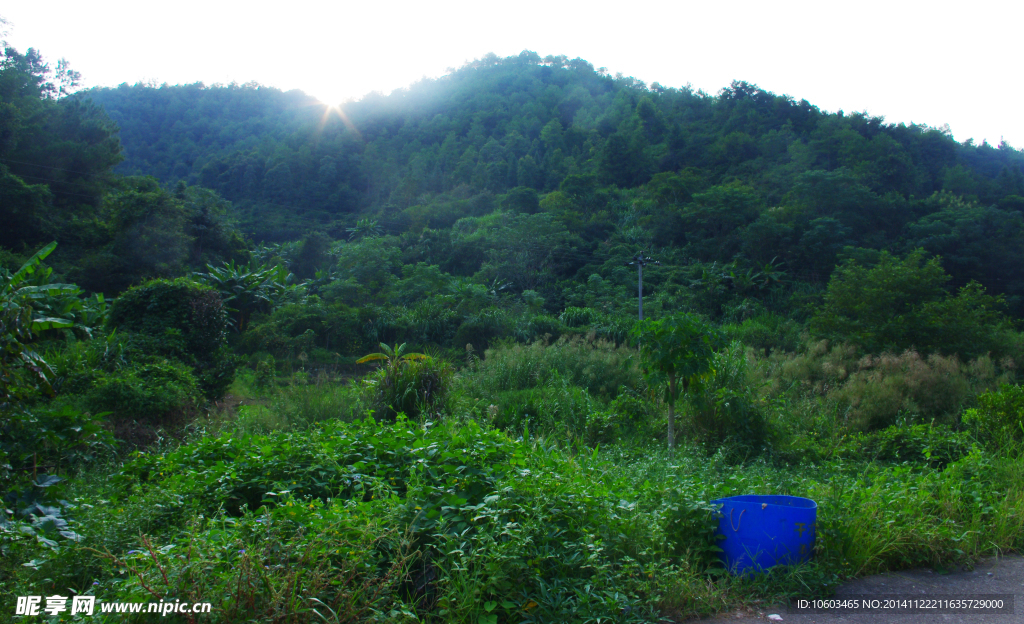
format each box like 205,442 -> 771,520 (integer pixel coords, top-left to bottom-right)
711,495 -> 816,575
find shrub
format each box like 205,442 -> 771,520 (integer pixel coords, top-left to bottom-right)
963,384 -> 1024,449
466,335 -> 642,402
239,299 -> 364,358
559,306 -> 599,327
253,355 -> 275,390
84,359 -> 202,424
684,342 -> 769,454
723,312 -> 801,356
45,332 -> 130,396
359,344 -> 454,421
108,278 -> 236,399
487,376 -> 599,441
811,249 -> 1012,358
774,341 -> 1010,431
0,404 -> 113,484
557,307 -> 634,344
243,376 -> 366,432
452,309 -> 517,351
835,424 -> 974,467
523,314 -> 566,342
834,351 -> 980,430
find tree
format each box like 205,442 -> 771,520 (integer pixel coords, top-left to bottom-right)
811,250 -> 1012,357
598,132 -> 650,188
630,313 -> 723,449
193,260 -> 301,332
501,186 -> 539,214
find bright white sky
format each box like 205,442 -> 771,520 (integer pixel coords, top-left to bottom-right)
4,1 -> 1022,148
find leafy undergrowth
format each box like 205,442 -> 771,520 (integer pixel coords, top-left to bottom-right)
5,415 -> 1023,623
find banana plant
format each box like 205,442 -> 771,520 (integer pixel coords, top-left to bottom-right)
356,342 -> 430,374
1,242 -> 79,337
1,243 -> 76,403
346,218 -> 383,241
194,260 -> 306,331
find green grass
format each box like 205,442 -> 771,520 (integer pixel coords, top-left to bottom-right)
5,345 -> 1024,623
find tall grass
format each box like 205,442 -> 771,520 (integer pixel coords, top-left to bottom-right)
463,335 -> 643,401
767,340 -> 1014,431
226,374 -> 367,433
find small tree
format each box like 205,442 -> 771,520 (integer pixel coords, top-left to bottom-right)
630,313 -> 723,449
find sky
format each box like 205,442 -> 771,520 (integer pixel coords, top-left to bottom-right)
3,0 -> 1022,148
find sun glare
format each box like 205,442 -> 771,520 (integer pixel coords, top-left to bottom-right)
315,101 -> 361,139
312,87 -> 353,109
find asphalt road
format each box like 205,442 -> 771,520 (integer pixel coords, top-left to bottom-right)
708,555 -> 1023,623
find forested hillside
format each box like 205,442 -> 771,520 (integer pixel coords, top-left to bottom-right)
85,53 -> 1024,314
5,45 -> 1024,623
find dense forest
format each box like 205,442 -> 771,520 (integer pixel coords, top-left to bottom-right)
3,41 -> 1024,623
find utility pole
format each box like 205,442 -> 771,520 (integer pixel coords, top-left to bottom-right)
626,252 -> 659,320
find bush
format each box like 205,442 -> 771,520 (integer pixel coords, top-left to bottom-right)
466,335 -> 643,402
108,278 -> 236,399
360,346 -> 454,421
239,299 -> 364,358
559,306 -> 599,327
723,312 -> 801,356
833,352 -> 985,430
236,376 -> 367,432
774,341 -> 1010,431
452,309 -> 517,351
84,359 -> 201,424
963,384 -> 1024,449
835,424 -> 974,467
557,307 -> 634,344
685,342 -> 769,455
253,355 -> 275,390
486,376 -> 599,441
811,250 -> 1012,358
0,405 -> 113,485
45,332 -> 130,396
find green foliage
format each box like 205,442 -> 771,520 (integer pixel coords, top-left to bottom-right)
963,384 -> 1024,449
233,377 -> 367,432
358,343 -> 453,421
685,343 -> 769,455
773,341 -> 1008,431
0,242 -> 97,405
8,44 -> 1024,624
253,355 -> 275,390
13,410 -> 109,482
558,306 -> 598,327
834,424 -> 974,468
0,46 -> 122,249
346,217 -> 383,240
108,278 -> 235,399
722,312 -> 801,356
631,314 -> 723,402
194,260 -> 303,332
812,250 -> 1012,357
631,313 -> 724,448
830,351 -> 980,430
84,359 -> 201,424
0,404 -> 112,487
465,335 -> 643,402
118,417 -> 514,518
240,299 -> 362,360
100,419 -> 721,623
